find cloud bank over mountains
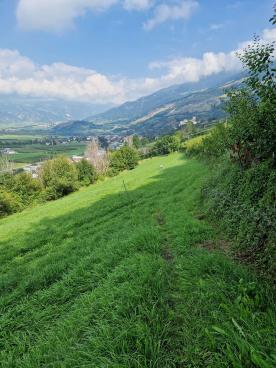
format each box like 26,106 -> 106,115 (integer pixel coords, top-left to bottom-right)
0,28 -> 275,104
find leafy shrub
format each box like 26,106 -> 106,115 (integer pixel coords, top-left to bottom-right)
201,123 -> 229,158
0,190 -> 22,218
0,172 -> 15,189
40,157 -> 79,200
12,172 -> 43,205
184,134 -> 208,156
180,120 -> 198,140
200,20 -> 276,276
110,146 -> 139,174
76,159 -> 97,186
202,160 -> 276,276
184,124 -> 228,158
225,37 -> 276,168
153,135 -> 181,155
133,135 -> 141,149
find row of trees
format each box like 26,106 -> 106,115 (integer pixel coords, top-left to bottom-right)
0,143 -> 140,218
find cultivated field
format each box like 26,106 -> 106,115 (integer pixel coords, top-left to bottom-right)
0,153 -> 275,367
8,142 -> 86,164
0,133 -> 86,165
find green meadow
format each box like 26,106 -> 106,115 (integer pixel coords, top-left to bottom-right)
0,153 -> 275,367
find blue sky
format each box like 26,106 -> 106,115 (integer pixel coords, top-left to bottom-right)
0,0 -> 275,104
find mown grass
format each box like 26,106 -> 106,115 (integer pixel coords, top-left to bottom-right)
0,153 -> 275,367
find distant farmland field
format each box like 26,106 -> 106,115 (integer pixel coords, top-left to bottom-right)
0,133 -> 86,164
9,142 -> 86,163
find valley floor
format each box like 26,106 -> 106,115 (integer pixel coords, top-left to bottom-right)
0,153 -> 275,367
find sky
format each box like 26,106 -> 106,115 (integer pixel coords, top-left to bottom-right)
0,0 -> 275,105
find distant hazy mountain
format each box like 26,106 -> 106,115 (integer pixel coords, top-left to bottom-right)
0,96 -> 112,128
53,71 -> 245,137
87,71 -> 244,124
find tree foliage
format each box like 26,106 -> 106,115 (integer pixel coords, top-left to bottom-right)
200,10 -> 276,276
0,190 -> 21,218
76,159 -> 97,186
225,33 -> 276,168
153,135 -> 181,155
40,157 -> 79,199
110,146 -> 139,174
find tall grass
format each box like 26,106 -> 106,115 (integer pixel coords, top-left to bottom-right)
0,153 -> 275,367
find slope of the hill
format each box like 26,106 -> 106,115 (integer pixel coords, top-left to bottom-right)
0,154 -> 275,367
52,72 -> 245,137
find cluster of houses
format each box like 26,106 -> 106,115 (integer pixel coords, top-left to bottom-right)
43,134 -> 131,149
1,134 -> 138,177
179,116 -> 198,127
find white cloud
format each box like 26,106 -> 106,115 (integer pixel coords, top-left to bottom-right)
17,0 -> 198,32
144,0 -> 199,30
16,0 -> 154,32
148,51 -> 241,88
0,28 -> 274,104
17,0 -> 120,32
0,47 -> 240,104
0,49 -> 124,103
262,28 -> 276,42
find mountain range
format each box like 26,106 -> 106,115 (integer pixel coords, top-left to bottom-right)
52,71 -> 244,137
0,96 -> 112,129
0,71 -> 245,136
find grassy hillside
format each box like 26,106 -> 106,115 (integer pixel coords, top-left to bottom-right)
0,154 -> 275,367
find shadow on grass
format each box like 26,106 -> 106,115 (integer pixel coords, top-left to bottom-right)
0,157 -> 208,266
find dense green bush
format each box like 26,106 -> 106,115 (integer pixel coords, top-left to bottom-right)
0,190 -> 22,218
202,160 -> 276,275
184,134 -> 208,156
153,135 -> 181,155
184,124 -> 228,158
76,159 -> 97,186
199,17 -> 276,276
40,157 -> 79,200
200,124 -> 229,158
12,172 -> 42,205
110,146 -> 139,174
0,172 -> 42,208
225,37 -> 276,168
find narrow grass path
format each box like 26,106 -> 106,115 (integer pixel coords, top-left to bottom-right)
0,154 -> 275,367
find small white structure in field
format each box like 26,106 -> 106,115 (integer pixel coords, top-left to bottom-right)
23,163 -> 42,178
1,148 -> 17,155
71,155 -> 83,163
